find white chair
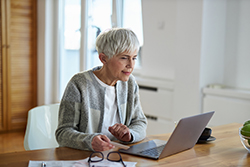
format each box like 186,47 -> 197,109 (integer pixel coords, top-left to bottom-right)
24,103 -> 60,150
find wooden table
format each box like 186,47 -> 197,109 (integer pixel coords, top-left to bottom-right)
0,123 -> 249,167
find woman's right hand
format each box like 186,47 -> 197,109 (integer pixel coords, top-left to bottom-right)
91,135 -> 114,151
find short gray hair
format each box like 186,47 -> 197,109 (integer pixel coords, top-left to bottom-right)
95,28 -> 140,59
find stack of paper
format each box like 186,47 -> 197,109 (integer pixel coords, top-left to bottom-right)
29,156 -> 137,167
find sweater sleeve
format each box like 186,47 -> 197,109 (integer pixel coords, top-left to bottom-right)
122,79 -> 148,144
55,77 -> 100,151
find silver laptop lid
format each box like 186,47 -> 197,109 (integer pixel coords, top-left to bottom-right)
159,111 -> 215,159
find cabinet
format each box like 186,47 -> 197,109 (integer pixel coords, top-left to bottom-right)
140,87 -> 175,135
0,0 -> 37,132
136,76 -> 175,135
203,88 -> 250,126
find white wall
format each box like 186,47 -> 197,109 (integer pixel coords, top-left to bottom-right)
224,0 -> 250,90
140,0 -> 204,122
200,0 -> 227,88
201,0 -> 250,90
201,0 -> 250,126
173,0 -> 204,120
138,0 -> 205,134
138,0 -> 250,131
140,0 -> 176,80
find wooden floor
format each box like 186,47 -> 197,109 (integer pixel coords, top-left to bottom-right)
0,130 -> 26,154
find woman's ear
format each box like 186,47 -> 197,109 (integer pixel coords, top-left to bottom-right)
99,53 -> 108,64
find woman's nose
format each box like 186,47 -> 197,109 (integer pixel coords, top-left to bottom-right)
126,58 -> 134,68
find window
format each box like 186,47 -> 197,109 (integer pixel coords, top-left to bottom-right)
85,0 -> 113,70
123,0 -> 143,68
59,0 -> 81,98
58,0 -> 143,99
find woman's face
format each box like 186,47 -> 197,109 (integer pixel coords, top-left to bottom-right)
104,50 -> 137,85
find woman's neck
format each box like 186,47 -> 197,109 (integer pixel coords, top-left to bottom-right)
93,67 -> 117,86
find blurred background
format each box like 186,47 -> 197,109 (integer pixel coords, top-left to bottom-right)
1,0 -> 250,135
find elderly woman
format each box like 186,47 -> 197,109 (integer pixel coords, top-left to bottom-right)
55,28 -> 147,151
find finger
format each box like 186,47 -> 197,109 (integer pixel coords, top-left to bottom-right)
98,135 -> 114,149
119,128 -> 130,139
110,123 -> 120,131
93,142 -> 113,151
109,124 -> 130,141
109,124 -> 120,138
112,124 -> 130,141
100,134 -> 111,143
109,124 -> 120,135
92,135 -> 114,151
101,139 -> 114,150
116,124 -> 128,136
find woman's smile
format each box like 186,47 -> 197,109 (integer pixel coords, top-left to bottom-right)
122,71 -> 132,75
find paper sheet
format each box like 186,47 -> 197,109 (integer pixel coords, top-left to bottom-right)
110,141 -> 130,149
28,156 -> 137,167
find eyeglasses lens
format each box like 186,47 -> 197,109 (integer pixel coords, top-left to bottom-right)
107,151 -> 126,167
89,152 -> 103,161
107,152 -> 121,161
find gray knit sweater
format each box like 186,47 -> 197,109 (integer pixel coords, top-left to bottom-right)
55,66 -> 147,151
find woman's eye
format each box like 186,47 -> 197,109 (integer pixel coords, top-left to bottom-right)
120,56 -> 137,60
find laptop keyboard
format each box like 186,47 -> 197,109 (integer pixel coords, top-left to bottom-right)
138,145 -> 165,156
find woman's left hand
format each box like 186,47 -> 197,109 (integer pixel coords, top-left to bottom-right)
108,123 -> 131,142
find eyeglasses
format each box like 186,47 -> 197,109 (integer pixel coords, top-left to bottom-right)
88,151 -> 126,167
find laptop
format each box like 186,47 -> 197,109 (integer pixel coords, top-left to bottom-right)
119,111 -> 215,160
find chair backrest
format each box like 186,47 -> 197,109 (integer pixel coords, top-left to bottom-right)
24,103 -> 60,150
